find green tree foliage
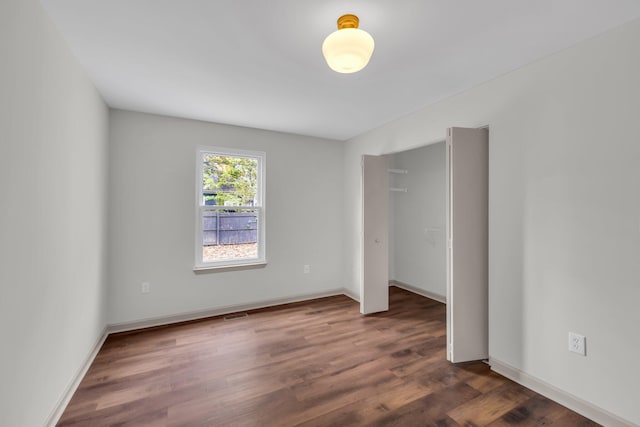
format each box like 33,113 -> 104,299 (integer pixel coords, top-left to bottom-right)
202,155 -> 258,206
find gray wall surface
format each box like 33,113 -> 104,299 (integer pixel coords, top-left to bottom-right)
0,1 -> 109,425
108,110 -> 345,324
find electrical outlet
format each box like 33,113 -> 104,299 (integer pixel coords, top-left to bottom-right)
303,265 -> 310,274
568,332 -> 586,356
141,282 -> 150,294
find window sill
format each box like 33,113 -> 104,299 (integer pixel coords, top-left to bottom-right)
193,261 -> 267,273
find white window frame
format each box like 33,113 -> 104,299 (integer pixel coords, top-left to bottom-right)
194,146 -> 266,270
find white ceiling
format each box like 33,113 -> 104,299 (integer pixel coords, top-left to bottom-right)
40,0 -> 640,141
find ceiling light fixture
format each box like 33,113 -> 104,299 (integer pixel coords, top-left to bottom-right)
322,14 -> 374,74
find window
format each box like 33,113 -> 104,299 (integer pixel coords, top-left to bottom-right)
195,146 -> 265,269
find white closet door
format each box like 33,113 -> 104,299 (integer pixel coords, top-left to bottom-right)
446,127 -> 489,363
361,154 -> 389,314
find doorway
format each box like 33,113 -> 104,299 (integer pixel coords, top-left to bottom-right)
361,127 -> 488,364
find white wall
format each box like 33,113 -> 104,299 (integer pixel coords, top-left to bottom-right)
0,1 -> 109,426
389,144 -> 446,298
108,110 -> 344,324
344,19 -> 640,425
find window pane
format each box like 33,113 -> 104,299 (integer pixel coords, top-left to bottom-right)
202,154 -> 258,206
196,147 -> 264,268
202,209 -> 258,263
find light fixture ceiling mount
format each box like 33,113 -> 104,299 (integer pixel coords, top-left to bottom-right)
322,14 -> 375,74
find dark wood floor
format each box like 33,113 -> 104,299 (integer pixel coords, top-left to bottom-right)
58,287 -> 599,426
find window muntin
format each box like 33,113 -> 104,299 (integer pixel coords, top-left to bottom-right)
195,147 -> 265,269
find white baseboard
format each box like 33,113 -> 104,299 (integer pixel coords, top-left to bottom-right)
342,287 -> 360,303
390,280 -> 446,304
107,288 -> 354,334
45,326 -> 109,427
489,357 -> 636,427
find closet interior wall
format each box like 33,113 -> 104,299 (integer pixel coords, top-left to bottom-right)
388,142 -> 447,300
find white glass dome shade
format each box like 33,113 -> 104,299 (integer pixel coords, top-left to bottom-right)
322,14 -> 375,74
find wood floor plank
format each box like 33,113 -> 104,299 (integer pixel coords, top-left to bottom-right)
367,382 -> 481,427
486,394 -> 569,426
447,382 -> 535,426
58,288 -> 601,426
296,379 -> 433,426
